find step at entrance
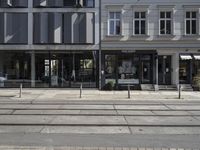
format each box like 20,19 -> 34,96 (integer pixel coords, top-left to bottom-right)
140,84 -> 155,91
158,85 -> 177,91
180,84 -> 193,91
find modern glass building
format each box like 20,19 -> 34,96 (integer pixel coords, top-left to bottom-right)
0,0 -> 100,88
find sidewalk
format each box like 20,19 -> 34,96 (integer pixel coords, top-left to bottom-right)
0,88 -> 200,101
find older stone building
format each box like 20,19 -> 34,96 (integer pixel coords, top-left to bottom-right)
100,0 -> 200,90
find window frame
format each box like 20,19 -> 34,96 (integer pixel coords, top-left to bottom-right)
185,11 -> 198,35
107,11 -> 122,36
159,11 -> 172,35
133,11 -> 147,35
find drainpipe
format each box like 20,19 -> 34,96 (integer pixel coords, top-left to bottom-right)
98,0 -> 102,90
155,55 -> 159,91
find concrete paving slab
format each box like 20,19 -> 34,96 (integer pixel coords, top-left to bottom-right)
115,105 -> 169,110
117,110 -> 155,116
125,116 -> 200,125
41,126 -> 130,134
0,126 -> 43,133
130,127 -> 200,134
13,110 -> 81,115
51,116 -> 127,125
0,104 -> 61,109
187,111 -> 200,116
79,110 -> 117,115
166,105 -> 200,110
0,115 -> 54,124
60,105 -> 114,110
0,110 -> 13,114
152,111 -> 191,116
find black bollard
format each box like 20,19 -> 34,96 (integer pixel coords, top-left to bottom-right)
19,83 -> 22,98
80,83 -> 82,98
128,84 -> 130,99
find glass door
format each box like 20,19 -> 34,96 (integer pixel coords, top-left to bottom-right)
140,55 -> 152,84
158,56 -> 171,85
50,59 -> 59,87
179,60 -> 191,84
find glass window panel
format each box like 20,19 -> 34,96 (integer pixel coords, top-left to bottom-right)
135,20 -> 139,34
109,12 -> 114,19
135,12 -> 139,18
105,55 -> 116,77
166,20 -> 171,34
186,20 -> 191,34
141,20 -> 146,34
116,12 -> 121,19
166,12 -> 171,18
109,21 -> 115,35
192,20 -> 197,34
116,21 -> 121,35
141,12 -> 146,18
160,12 -> 165,18
160,20 -> 165,34
186,12 -> 191,18
192,12 -> 196,18
86,0 -> 94,7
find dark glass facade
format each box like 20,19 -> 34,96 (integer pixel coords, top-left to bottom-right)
0,51 -> 98,88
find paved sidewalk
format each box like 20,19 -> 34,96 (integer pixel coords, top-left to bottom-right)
0,146 -> 197,150
0,88 -> 200,101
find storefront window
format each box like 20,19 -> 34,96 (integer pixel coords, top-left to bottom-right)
0,51 -> 31,87
193,55 -> 200,79
118,54 -> 139,84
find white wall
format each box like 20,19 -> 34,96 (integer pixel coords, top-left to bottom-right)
101,0 -> 200,51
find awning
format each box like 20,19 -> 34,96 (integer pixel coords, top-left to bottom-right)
180,55 -> 192,60
194,55 -> 200,60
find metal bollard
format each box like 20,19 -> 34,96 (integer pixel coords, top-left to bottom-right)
19,83 -> 22,98
80,83 -> 82,98
178,84 -> 181,99
128,84 -> 130,99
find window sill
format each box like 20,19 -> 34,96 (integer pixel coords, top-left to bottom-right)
131,35 -> 150,38
183,35 -> 200,38
106,35 -> 124,38
158,35 -> 175,38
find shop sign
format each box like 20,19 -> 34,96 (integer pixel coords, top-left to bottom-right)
118,79 -> 139,84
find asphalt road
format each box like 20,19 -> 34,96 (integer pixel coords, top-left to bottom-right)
0,99 -> 199,149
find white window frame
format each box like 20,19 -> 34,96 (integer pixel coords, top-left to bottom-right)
159,11 -> 172,35
185,11 -> 198,35
133,11 -> 147,35
107,11 -> 121,36
183,5 -> 200,36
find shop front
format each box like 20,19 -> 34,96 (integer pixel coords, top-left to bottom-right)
179,54 -> 200,85
101,50 -> 156,90
0,50 -> 98,88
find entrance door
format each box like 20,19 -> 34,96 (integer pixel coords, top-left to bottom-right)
179,60 -> 191,84
158,56 -> 171,85
140,55 -> 152,84
50,60 -> 59,87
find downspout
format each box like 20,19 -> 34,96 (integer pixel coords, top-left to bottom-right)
98,0 -> 102,90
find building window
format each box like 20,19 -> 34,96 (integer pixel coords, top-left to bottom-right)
160,11 -> 172,35
108,12 -> 121,36
134,12 -> 146,35
185,11 -> 197,35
